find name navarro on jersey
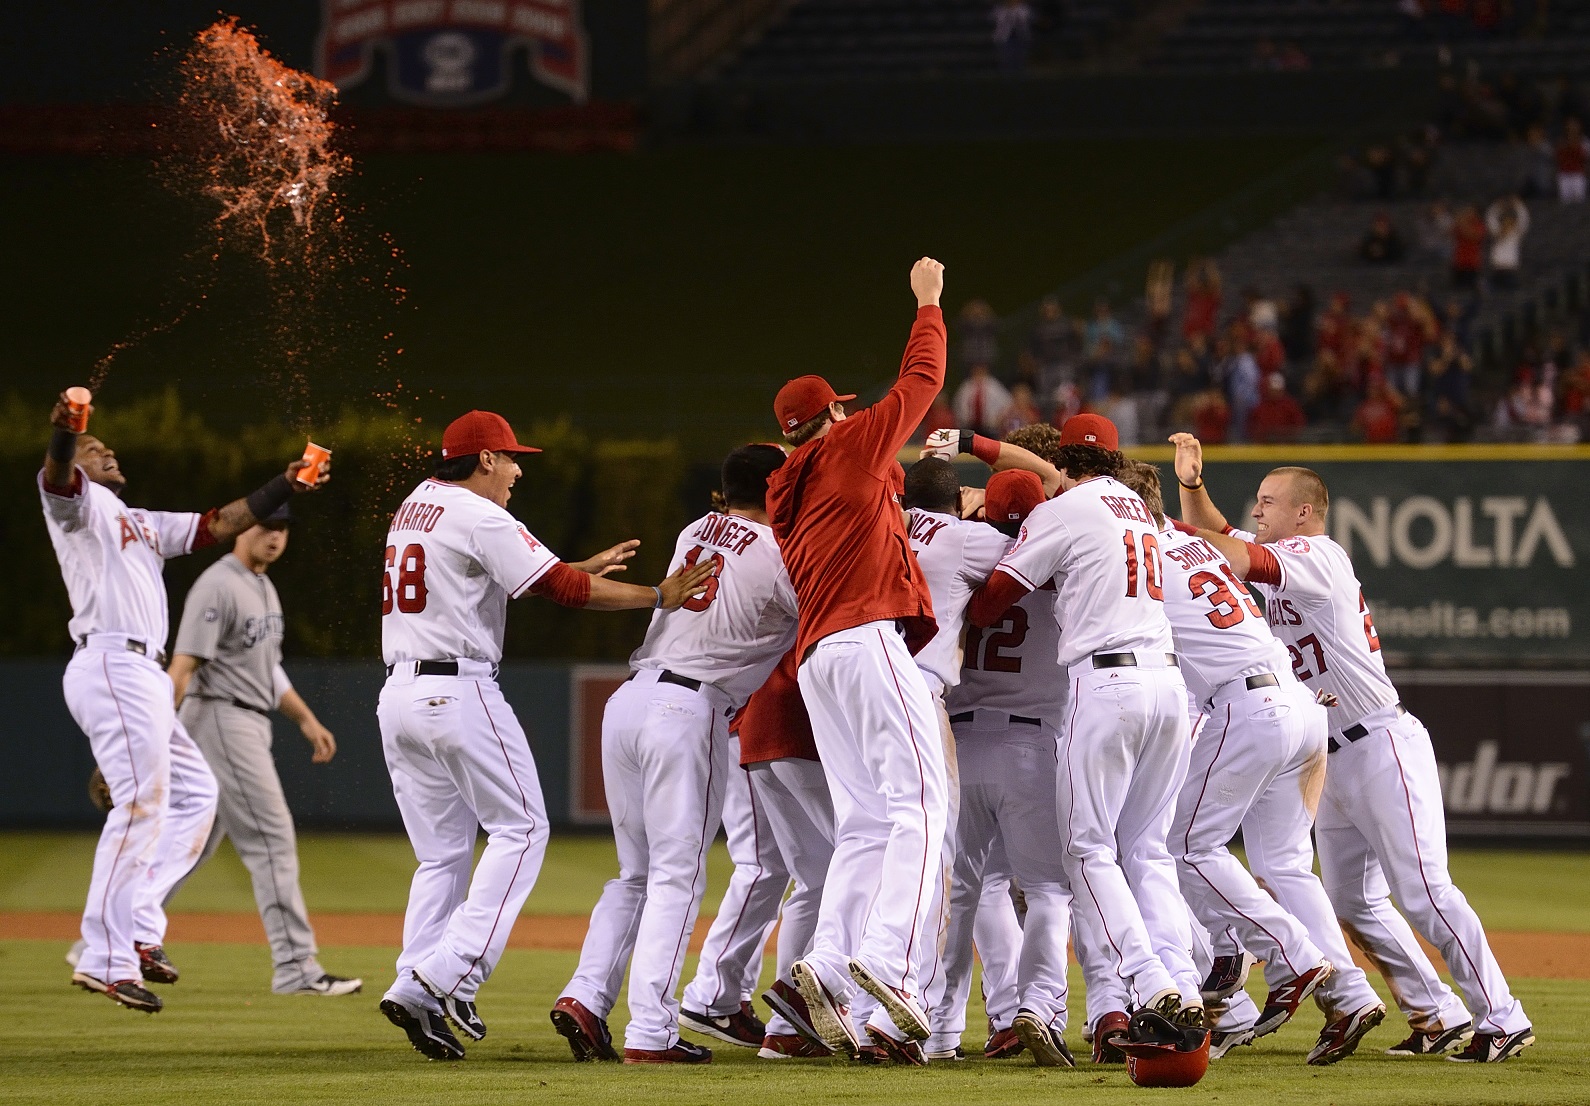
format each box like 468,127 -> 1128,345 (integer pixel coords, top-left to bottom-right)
691,513 -> 762,555
391,501 -> 446,534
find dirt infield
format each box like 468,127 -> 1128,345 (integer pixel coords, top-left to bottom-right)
5,911 -> 1589,979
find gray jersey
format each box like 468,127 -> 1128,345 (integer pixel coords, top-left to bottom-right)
175,554 -> 290,712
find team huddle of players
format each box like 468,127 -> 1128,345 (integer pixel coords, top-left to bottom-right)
42,257 -> 1533,1080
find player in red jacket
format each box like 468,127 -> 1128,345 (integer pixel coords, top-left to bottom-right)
766,257 -> 948,1064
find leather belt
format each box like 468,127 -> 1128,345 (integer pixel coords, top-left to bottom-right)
190,694 -> 270,717
1245,673 -> 1280,691
76,635 -> 167,668
1328,703 -> 1405,754
384,660 -> 499,679
1092,652 -> 1179,669
949,711 -> 1041,727
628,669 -> 703,692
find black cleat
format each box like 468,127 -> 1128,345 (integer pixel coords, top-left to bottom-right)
381,997 -> 466,1060
550,996 -> 620,1062
1200,952 -> 1256,1004
413,969 -> 486,1040
1386,1022 -> 1473,1056
73,972 -> 162,1013
1013,1009 -> 1077,1068
679,1001 -> 766,1048
1447,1027 -> 1535,1063
135,943 -> 179,985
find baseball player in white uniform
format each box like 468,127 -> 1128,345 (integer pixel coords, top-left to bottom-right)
39,388 -> 325,1013
555,445 -> 798,1064
966,414 -> 1202,1045
378,410 -> 711,1061
1171,434 -> 1534,1064
1116,460 -> 1385,1064
921,467 -> 1075,1065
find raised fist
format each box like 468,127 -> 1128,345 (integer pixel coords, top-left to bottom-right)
911,257 -> 945,308
921,428 -> 963,460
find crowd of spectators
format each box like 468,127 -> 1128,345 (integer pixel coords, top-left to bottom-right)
917,257 -> 1589,448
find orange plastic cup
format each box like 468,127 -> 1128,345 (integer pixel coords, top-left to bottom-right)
64,387 -> 92,433
297,441 -> 331,486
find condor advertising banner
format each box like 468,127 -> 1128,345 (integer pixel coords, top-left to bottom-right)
1183,448 -> 1590,666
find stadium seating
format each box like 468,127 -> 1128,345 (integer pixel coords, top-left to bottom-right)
1154,0 -> 1588,74
715,0 -> 1139,81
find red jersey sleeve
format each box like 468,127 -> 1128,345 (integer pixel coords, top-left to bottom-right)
842,306 -> 947,472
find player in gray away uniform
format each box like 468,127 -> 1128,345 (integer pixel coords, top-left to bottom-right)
166,503 -> 361,996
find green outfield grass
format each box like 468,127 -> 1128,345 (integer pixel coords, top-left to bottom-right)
4,833 -> 1588,930
3,835 -> 1586,1105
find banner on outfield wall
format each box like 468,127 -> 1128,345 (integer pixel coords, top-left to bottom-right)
1156,448 -> 1590,666
568,664 -> 629,824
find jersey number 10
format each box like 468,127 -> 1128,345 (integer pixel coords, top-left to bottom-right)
1123,532 -> 1164,600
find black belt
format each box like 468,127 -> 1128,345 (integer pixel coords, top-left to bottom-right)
627,669 -> 703,692
1092,652 -> 1179,669
384,660 -> 498,679
76,636 -> 167,668
1328,703 -> 1405,754
191,694 -> 270,717
1245,673 -> 1280,691
949,711 -> 1041,727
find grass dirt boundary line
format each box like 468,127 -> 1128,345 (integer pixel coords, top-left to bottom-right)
5,911 -> 1590,979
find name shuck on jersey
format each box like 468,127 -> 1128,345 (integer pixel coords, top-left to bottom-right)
1163,537 -> 1221,570
690,513 -> 761,556
908,512 -> 950,546
1100,494 -> 1153,524
391,501 -> 446,534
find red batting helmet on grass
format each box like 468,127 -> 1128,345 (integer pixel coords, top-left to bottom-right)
1121,1010 -> 1211,1088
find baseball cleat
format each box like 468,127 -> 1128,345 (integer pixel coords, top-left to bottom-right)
550,995 -> 620,1062
1209,1026 -> 1257,1060
758,1033 -> 832,1059
1146,987 -> 1184,1022
380,997 -> 465,1061
72,972 -> 163,1013
679,1000 -> 766,1048
1386,1022 -> 1473,1056
623,1039 -> 712,1064
855,1043 -> 890,1065
985,1025 -> 1025,1059
1447,1026 -> 1535,1063
413,968 -> 486,1040
762,979 -> 823,1046
1200,952 -> 1257,1004
864,1023 -> 928,1066
1013,1009 -> 1076,1068
1306,1002 -> 1386,1065
847,958 -> 930,1041
276,973 -> 363,997
1091,1010 -> 1130,1063
1255,961 -> 1333,1038
791,960 -> 861,1058
926,1045 -> 967,1061
135,943 -> 179,985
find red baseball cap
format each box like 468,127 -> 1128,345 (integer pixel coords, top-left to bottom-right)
440,410 -> 541,460
985,469 -> 1046,524
1059,413 -> 1119,451
774,375 -> 857,433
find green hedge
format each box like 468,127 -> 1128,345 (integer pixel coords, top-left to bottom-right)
3,391 -> 688,660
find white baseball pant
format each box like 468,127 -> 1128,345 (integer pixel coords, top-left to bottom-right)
750,756 -> 835,1037
1059,660 -> 1199,1008
378,664 -> 550,1010
928,714 -> 1071,1052
65,644 -> 218,984
1172,682 -> 1335,988
1317,706 -> 1526,1035
682,739 -> 786,1019
796,621 -> 949,1027
563,672 -> 731,1050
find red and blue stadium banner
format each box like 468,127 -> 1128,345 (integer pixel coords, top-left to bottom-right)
316,0 -> 589,105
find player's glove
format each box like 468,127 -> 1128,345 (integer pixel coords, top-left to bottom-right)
923,428 -> 972,460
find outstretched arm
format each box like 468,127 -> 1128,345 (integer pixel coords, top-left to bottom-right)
568,539 -> 640,578
1168,432 -> 1229,532
204,457 -> 331,545
530,560 -> 716,611
43,393 -> 82,490
925,430 -> 1061,496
